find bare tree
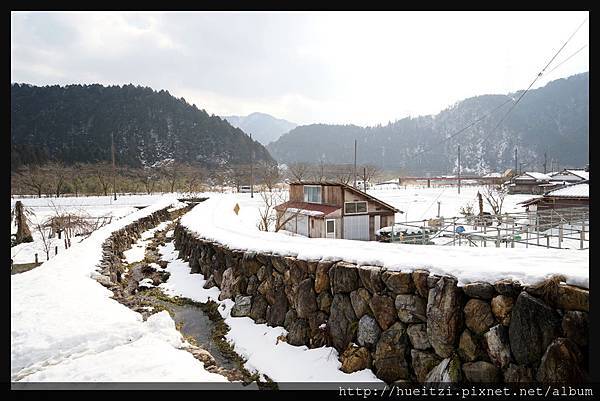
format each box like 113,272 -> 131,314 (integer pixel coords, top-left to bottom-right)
45,162 -> 68,197
35,223 -> 52,261
257,191 -> 300,232
95,163 -> 112,196
363,164 -> 381,186
288,162 -> 310,182
15,165 -> 47,198
482,185 -> 507,223
258,162 -> 280,192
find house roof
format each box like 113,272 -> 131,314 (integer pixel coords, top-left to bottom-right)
545,181 -> 589,198
274,201 -> 340,218
514,172 -> 551,181
288,181 -> 402,213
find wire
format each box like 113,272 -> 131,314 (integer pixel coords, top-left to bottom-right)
480,17 -> 589,147
545,43 -> 588,77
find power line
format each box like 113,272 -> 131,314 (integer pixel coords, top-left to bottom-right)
480,17 -> 588,147
545,43 -> 588,77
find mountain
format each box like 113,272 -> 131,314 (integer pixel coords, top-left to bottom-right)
223,112 -> 297,146
11,84 -> 275,170
268,73 -> 589,174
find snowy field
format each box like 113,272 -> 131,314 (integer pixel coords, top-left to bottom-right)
180,189 -> 589,289
11,197 -> 229,382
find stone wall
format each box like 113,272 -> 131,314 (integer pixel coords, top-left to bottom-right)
97,207 -> 173,285
174,224 -> 589,383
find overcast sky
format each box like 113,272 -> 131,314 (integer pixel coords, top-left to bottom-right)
11,11 -> 589,126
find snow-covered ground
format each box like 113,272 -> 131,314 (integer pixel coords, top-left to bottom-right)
180,190 -> 589,288
11,197 -> 228,382
11,193 -> 202,265
158,240 -> 381,383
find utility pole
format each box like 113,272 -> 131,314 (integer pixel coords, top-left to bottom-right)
514,147 -> 518,174
250,134 -> 254,198
457,145 -> 461,194
353,139 -> 357,188
363,166 -> 367,192
543,152 -> 547,174
111,132 -> 117,201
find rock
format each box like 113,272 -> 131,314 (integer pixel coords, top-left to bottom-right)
395,295 -> 427,323
464,299 -> 495,335
329,262 -> 359,293
503,364 -> 534,383
425,355 -> 461,383
317,292 -> 332,313
462,361 -> 499,382
296,278 -> 318,319
536,338 -> 586,383
287,319 -> 310,346
308,310 -> 328,332
241,252 -> 262,276
256,264 -> 271,282
509,292 -> 561,365
427,275 -> 441,288
231,295 -> 252,317
484,324 -> 511,368
491,295 -> 513,326
257,277 -> 275,304
314,261 -> 332,293
218,268 -> 236,300
358,266 -> 385,294
284,309 -> 298,330
373,322 -> 410,382
350,288 -> 372,319
458,329 -> 484,362
411,350 -> 441,383
412,270 -> 430,298
494,279 -> 522,297
340,345 -> 371,373
328,294 -> 357,351
246,275 -> 259,295
203,275 -> 216,289
427,277 -> 462,358
307,261 -> 318,275
555,285 -> 589,312
562,311 -> 588,347
271,256 -> 288,274
266,290 -> 288,327
407,324 -> 430,350
357,315 -> 381,348
369,294 -> 397,331
382,271 -> 415,294
463,282 -> 495,300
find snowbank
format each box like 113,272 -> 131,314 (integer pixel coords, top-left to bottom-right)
11,196 -> 227,382
180,194 -> 589,289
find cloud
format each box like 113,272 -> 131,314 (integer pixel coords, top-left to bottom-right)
11,11 -> 589,126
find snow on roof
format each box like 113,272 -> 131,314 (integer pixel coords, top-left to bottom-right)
483,172 -> 502,178
516,172 -> 551,181
567,170 -> 589,180
180,194 -> 589,289
545,181 -> 589,198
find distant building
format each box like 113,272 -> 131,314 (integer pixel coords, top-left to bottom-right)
275,181 -> 401,240
506,172 -> 551,194
549,169 -> 589,183
519,181 -> 589,213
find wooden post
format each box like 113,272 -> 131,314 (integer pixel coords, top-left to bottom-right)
580,222 -> 585,249
437,201 -> 441,218
525,226 -> 529,248
453,217 -> 456,246
64,238 -> 68,249
558,224 -> 563,249
536,215 -> 540,246
496,226 -> 500,248
422,220 -> 426,245
546,235 -> 550,249
35,253 -> 38,264
511,221 -> 515,248
55,246 -> 58,255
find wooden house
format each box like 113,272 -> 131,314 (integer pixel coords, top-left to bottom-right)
519,181 -> 589,212
274,181 -> 401,241
506,172 -> 551,194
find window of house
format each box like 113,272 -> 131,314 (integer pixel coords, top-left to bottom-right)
344,201 -> 368,214
326,219 -> 335,234
303,185 -> 321,203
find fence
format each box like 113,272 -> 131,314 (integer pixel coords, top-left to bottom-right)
382,206 -> 589,250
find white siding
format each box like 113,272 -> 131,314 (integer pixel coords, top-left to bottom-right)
343,215 -> 369,241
